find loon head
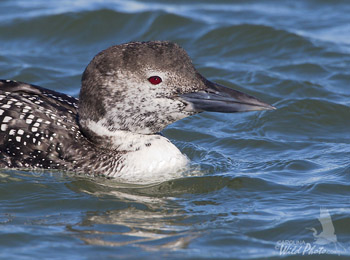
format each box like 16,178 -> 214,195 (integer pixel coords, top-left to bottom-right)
78,41 -> 274,137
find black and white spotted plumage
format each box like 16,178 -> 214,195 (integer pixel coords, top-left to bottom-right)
0,80 -> 123,176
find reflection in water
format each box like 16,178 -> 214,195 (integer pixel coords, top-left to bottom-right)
69,206 -> 198,250
66,176 -> 242,250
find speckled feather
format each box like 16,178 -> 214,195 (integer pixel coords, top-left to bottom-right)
0,80 -> 124,176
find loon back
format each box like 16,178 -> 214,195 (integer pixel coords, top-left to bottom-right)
0,80 -> 121,175
0,80 -> 78,168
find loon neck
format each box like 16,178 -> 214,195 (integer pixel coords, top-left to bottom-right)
79,119 -> 162,151
76,119 -> 190,182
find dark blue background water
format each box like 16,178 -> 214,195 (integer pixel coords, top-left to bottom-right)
0,1 -> 350,259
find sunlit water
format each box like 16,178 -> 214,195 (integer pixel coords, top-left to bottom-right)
0,0 -> 350,259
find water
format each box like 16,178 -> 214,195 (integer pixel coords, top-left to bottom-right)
0,0 -> 350,259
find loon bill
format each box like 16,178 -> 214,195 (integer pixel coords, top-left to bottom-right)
0,41 -> 275,183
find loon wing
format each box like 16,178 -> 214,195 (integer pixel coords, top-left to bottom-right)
0,80 -> 78,112
0,80 -> 79,169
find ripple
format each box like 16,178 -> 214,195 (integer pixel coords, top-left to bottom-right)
271,62 -> 329,81
195,24 -> 320,60
264,98 -> 350,141
0,9 -> 157,46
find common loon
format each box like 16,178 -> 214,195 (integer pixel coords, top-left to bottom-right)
0,41 -> 274,183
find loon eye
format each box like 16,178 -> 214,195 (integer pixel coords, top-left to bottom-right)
148,76 -> 162,85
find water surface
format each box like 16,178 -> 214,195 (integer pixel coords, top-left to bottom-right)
0,0 -> 350,259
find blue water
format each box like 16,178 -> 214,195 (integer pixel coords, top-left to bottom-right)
0,0 -> 350,259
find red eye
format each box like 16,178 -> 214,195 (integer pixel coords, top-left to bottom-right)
148,76 -> 162,85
